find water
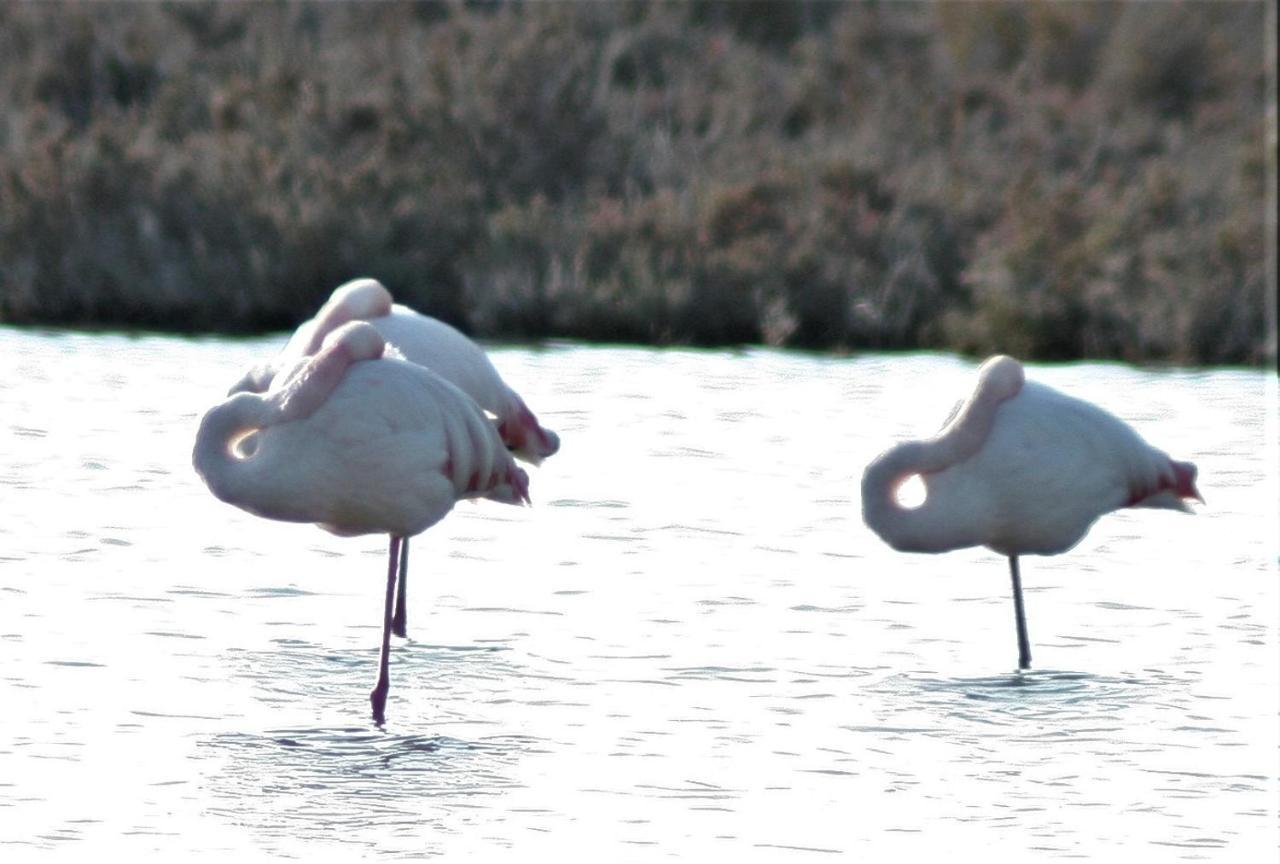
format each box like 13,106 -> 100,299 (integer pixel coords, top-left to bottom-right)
1,327 -> 1276,859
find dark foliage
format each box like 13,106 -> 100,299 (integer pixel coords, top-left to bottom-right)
0,1 -> 1270,364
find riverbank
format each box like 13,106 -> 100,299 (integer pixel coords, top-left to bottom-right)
0,2 -> 1271,365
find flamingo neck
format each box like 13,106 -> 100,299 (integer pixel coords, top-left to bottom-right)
861,441 -> 979,553
193,322 -> 386,523
191,393 -> 274,509
861,355 -> 1025,554
301,279 -> 393,354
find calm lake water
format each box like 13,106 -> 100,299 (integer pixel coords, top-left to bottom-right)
1,327 -> 1276,859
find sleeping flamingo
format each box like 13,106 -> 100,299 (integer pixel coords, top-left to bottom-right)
230,278 -> 558,638
861,355 -> 1201,670
194,321 -> 530,724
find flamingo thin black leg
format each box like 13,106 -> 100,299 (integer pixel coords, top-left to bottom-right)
371,535 -> 401,725
392,536 -> 409,639
1009,555 -> 1032,671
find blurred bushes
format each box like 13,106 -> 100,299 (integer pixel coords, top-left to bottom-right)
0,0 -> 1270,364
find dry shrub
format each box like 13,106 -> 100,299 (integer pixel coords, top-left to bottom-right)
0,0 -> 1268,365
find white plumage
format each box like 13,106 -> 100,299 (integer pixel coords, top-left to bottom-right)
194,321 -> 529,723
228,277 -> 558,640
230,277 -> 560,465
862,355 -> 1201,669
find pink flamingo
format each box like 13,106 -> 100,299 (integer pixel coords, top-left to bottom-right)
231,278 -> 558,638
194,321 -> 530,724
861,355 -> 1201,670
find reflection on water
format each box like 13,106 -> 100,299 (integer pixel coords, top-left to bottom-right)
204,728 -> 525,855
0,327 -> 1276,859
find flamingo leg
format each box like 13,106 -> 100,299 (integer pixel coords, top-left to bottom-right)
371,535 -> 402,725
1008,555 -> 1032,670
392,537 -> 409,639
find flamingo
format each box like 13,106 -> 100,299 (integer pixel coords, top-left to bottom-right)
194,321 -> 530,724
230,278 -> 558,638
861,355 -> 1201,670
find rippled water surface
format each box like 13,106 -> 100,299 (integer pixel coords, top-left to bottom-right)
1,328 -> 1276,859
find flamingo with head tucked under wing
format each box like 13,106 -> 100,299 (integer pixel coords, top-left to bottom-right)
194,321 -> 530,724
230,278 -> 559,639
861,355 -> 1202,670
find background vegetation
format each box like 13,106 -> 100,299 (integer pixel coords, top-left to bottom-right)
0,1 -> 1272,365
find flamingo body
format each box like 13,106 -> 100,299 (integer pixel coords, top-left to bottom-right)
198,322 -> 529,537
194,321 -> 529,722
958,382 -> 1195,553
861,355 -> 1201,668
231,278 -> 559,465
862,355 -> 1199,557
228,278 -> 557,643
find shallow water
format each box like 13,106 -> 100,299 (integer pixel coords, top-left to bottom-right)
1,328 -> 1276,859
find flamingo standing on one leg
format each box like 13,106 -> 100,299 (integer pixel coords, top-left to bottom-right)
194,321 -> 530,724
861,355 -> 1202,670
230,278 -> 559,639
